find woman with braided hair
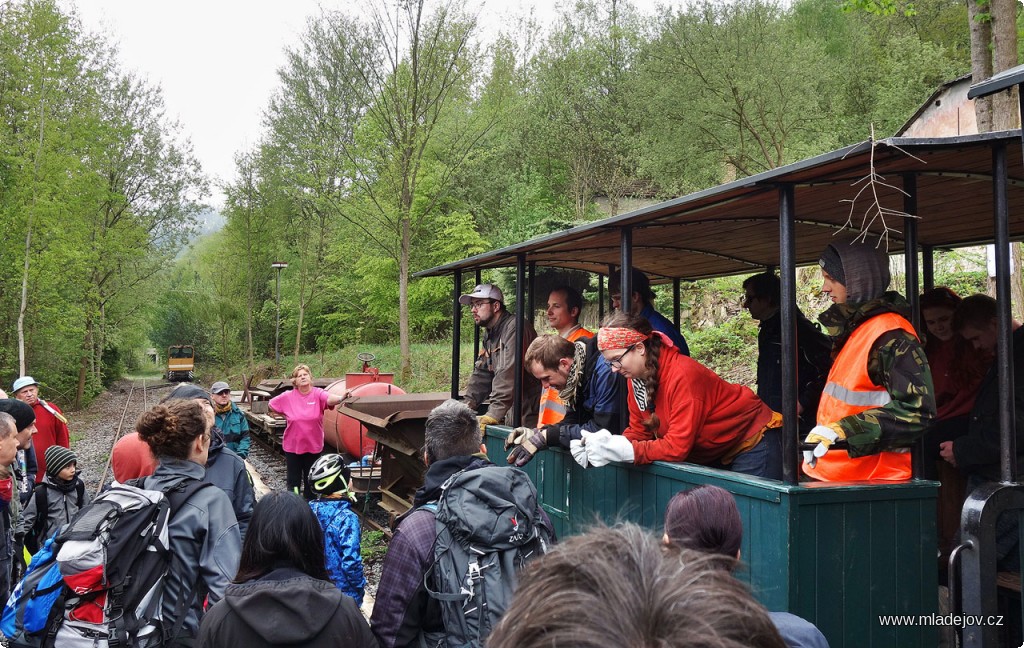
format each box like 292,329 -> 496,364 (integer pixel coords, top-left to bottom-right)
578,313 -> 782,478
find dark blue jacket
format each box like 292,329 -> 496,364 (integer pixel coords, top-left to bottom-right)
641,304 -> 690,356
550,336 -> 623,447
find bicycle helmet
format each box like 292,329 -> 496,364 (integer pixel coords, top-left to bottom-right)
310,453 -> 352,496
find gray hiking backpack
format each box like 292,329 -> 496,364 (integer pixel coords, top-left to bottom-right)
421,465 -> 553,648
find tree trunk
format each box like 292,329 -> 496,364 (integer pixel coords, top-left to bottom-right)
989,0 -> 1019,131
75,319 -> 90,409
968,0 -> 994,132
18,219 -> 31,376
399,216 -> 412,383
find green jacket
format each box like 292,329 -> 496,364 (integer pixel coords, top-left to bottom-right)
215,402 -> 251,459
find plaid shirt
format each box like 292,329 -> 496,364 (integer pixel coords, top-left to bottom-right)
370,508 -> 440,648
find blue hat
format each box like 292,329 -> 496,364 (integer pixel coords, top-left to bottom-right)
11,376 -> 38,394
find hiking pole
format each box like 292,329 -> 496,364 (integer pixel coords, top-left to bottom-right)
96,384 -> 136,496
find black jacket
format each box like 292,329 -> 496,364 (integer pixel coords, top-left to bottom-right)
756,309 -> 832,430
198,567 -> 378,647
953,326 -> 1024,481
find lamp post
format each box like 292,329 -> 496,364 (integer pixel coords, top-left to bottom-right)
271,261 -> 288,366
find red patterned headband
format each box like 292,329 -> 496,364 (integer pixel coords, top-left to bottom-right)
597,327 -> 650,351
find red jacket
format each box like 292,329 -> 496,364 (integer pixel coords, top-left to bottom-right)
625,347 -> 773,465
32,401 -> 70,483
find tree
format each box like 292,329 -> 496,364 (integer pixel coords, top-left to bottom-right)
840,0 -> 1017,132
269,0 -> 492,380
636,0 -> 837,186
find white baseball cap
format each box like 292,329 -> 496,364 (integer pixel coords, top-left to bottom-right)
458,283 -> 504,305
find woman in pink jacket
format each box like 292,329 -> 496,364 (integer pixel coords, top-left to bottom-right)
269,364 -> 344,498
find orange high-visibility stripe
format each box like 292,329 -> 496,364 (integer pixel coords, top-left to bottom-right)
536,327 -> 594,426
803,312 -> 917,482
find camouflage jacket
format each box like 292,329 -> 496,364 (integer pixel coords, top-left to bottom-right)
818,291 -> 936,458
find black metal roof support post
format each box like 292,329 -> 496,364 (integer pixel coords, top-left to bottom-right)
528,261 -> 536,325
598,274 -> 605,322
902,173 -> 923,479
992,142 -> 1016,485
619,231 -> 633,432
607,264 -> 616,314
474,269 -> 482,359
673,279 -> 682,329
960,73 -> 1024,648
778,184 -> 799,485
620,228 -> 633,314
513,254 -> 527,427
922,245 -> 934,291
451,269 -> 462,399
903,174 -> 920,331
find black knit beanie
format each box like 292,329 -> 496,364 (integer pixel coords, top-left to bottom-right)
0,399 -> 36,432
818,244 -> 846,287
45,445 -> 77,478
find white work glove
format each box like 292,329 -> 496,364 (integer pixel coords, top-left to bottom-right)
569,438 -> 589,468
802,424 -> 841,469
583,429 -> 635,467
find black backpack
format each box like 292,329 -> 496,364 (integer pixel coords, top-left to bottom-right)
27,478 -> 211,648
421,466 -> 553,648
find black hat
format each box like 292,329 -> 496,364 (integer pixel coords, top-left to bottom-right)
0,399 -> 36,432
45,445 -> 77,478
162,384 -> 213,406
818,244 -> 846,287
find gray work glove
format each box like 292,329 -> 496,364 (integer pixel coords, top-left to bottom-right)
507,429 -> 550,467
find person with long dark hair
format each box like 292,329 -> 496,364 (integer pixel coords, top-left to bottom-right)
918,287 -> 988,563
579,312 -> 782,479
662,486 -> 829,648
198,490 -> 377,648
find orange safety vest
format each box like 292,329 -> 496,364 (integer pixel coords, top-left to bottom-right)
537,327 -> 594,427
802,312 -> 917,482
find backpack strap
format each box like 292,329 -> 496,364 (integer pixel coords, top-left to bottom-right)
129,477 -> 215,647
161,479 -> 214,645
28,484 -> 49,554
74,480 -> 84,509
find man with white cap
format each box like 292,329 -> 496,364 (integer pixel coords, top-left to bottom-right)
12,376 -> 68,484
459,283 -> 541,431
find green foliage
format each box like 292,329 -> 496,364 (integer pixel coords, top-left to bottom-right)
361,529 -> 387,563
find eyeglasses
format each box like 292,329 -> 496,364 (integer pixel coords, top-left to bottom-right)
607,343 -> 637,370
469,300 -> 493,311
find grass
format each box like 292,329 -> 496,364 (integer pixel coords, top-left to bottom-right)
361,529 -> 388,563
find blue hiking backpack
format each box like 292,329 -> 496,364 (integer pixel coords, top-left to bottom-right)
1,478 -> 212,648
1,536 -> 65,646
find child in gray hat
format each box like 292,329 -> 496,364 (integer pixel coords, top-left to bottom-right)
19,445 -> 90,555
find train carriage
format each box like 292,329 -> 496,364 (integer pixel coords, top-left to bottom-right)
417,126 -> 1024,647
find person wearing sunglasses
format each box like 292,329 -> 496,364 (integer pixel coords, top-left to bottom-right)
459,283 -> 541,432
578,312 -> 782,478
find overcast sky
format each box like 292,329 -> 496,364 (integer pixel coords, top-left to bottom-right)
71,0 -> 674,208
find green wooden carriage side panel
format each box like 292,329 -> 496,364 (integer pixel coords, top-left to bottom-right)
790,483 -> 939,648
484,427 -> 937,648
